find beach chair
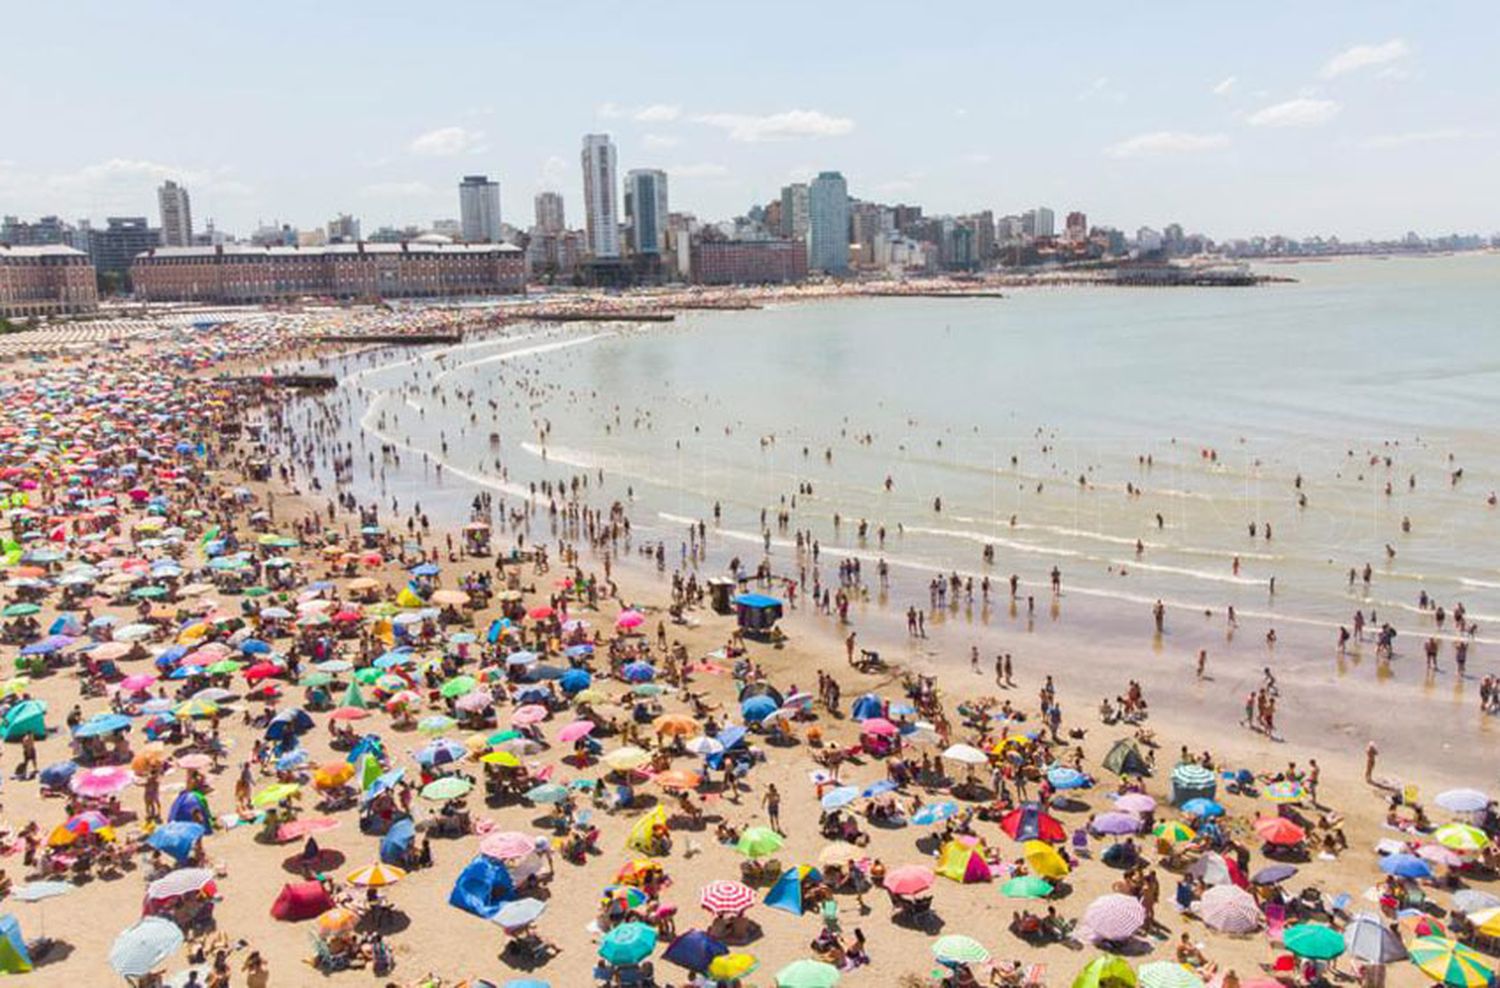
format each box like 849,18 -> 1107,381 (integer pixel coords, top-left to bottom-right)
309,934 -> 348,973
1264,903 -> 1287,945
1022,963 -> 1047,987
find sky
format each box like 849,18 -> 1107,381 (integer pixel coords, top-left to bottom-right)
2,1 -> 1496,241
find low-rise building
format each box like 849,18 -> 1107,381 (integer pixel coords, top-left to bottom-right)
690,238 -> 807,285
0,245 -> 99,319
131,240 -> 526,303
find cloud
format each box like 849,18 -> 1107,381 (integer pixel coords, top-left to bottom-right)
35,159 -> 254,206
1361,127 -> 1484,149
596,102 -> 623,119
538,155 -> 569,186
1105,131 -> 1231,158
668,163 -> 729,178
408,126 -> 485,156
1212,76 -> 1237,96
633,104 -> 680,123
691,109 -> 854,142
1246,98 -> 1340,127
1320,39 -> 1410,78
642,133 -> 680,150
359,181 -> 436,198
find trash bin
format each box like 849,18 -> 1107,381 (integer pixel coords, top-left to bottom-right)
708,579 -> 735,615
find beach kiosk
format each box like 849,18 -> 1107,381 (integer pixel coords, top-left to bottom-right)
732,593 -> 784,638
708,578 -> 737,615
462,522 -> 492,557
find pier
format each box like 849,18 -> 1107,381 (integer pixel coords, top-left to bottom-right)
523,312 -> 676,323
862,290 -> 1007,299
221,374 -> 339,390
317,333 -> 464,344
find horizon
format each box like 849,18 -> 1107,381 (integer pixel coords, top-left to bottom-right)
2,1 -> 1497,242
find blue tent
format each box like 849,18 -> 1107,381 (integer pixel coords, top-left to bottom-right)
764,865 -> 823,915
146,821 -> 206,864
380,817 -> 416,866
448,855 -> 515,919
264,707 -> 313,741
0,915 -> 31,973
167,790 -> 214,829
851,694 -> 884,721
662,929 -> 728,972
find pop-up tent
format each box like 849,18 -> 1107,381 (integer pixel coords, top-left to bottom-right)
0,915 -> 31,973
167,790 -> 214,830
764,865 -> 824,915
1102,739 -> 1150,777
270,881 -> 334,921
936,838 -> 994,883
380,817 -> 415,866
447,854 -> 515,919
1000,802 -> 1067,843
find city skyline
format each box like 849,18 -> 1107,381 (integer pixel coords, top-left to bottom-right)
1,2 -> 1497,241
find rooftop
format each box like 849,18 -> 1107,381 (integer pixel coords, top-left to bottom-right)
0,244 -> 89,259
137,241 -> 521,261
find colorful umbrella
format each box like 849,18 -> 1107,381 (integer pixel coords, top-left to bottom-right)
700,880 -> 757,916
1408,937 -> 1493,987
346,863 -> 406,887
932,934 -> 990,965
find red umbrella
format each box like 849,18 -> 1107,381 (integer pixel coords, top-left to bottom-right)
527,606 -> 555,621
699,880 -> 757,915
884,864 -> 936,896
1253,816 -> 1306,846
243,662 -> 281,682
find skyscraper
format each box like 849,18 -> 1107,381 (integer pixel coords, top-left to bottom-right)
807,172 -> 849,275
624,169 -> 669,255
327,213 -> 361,243
580,134 -> 620,258
458,175 -> 501,243
779,183 -> 809,239
157,181 -> 193,247
534,192 -> 565,235
1033,206 -> 1056,239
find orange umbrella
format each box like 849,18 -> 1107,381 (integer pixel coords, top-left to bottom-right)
317,907 -> 358,935
652,714 -> 698,737
1253,816 -> 1306,846
654,769 -> 702,790
312,762 -> 355,790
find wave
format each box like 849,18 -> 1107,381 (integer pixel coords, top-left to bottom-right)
435,332 -> 610,382
902,524 -> 1083,559
1105,559 -> 1264,586
519,441 -> 605,470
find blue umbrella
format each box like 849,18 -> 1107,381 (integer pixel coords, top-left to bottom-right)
264,707 -> 313,740
380,817 -> 416,865
913,801 -> 960,825
1181,798 -> 1225,818
275,749 -> 309,771
622,661 -> 655,683
506,650 -> 539,667
1379,853 -> 1433,879
559,669 -> 592,694
415,739 -> 467,768
146,822 -> 207,864
740,696 -> 777,721
38,761 -> 78,788
73,713 -> 132,738
239,638 -> 271,655
504,981 -> 550,988
820,785 -> 861,811
564,644 -> 593,658
410,563 -> 441,577
599,921 -> 658,965
716,726 -> 748,751
662,928 -> 728,972
862,779 -> 899,799
1046,767 -> 1089,790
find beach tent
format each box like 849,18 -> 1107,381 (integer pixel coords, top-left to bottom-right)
1,700 -> 46,741
1170,763 -> 1217,806
167,790 -> 214,830
380,817 -> 416,866
346,734 -> 386,767
731,593 -> 784,633
625,805 -> 668,854
1102,739 -> 1150,777
1072,954 -> 1136,988
265,706 -> 313,741
850,694 -> 884,721
936,838 -> 994,883
448,854 -> 515,919
1000,802 -> 1067,843
663,929 -> 729,972
0,916 -> 31,974
270,881 -> 334,921
765,866 -> 824,915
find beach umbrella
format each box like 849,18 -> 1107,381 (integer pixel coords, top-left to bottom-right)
524,783 -> 569,804
1083,894 -> 1146,942
346,863 -> 406,887
622,661 -> 655,683
417,714 -> 458,735
1252,816 -> 1305,846
1283,923 -> 1345,960
1152,820 -> 1196,844
603,746 -> 651,772
109,916 -> 184,977
146,822 -> 207,864
72,711 -> 133,738
1434,824 -> 1489,852
1114,793 -> 1156,814
147,868 -> 216,902
557,720 -> 595,743
1250,863 -> 1298,885
700,880 -> 757,916
1342,913 -> 1408,964
415,738 -> 468,768
1197,885 -> 1260,934
1091,812 -> 1142,837
820,785 -> 861,811
932,934 -> 990,966
1264,780 -> 1305,804
598,921 -> 658,965
1408,937 -> 1494,987
480,751 -> 521,768
1434,790 -> 1490,814
775,959 -> 840,988
709,953 -> 759,981
655,769 -> 701,790
942,743 -> 989,766
735,827 -> 784,859
492,897 -> 547,931
1453,890 -> 1500,915
1023,840 -> 1070,879
71,765 -> 135,797
1002,875 -> 1054,899
883,864 -> 936,897
616,609 -> 645,630
251,782 -> 300,808
1400,913 -> 1451,939
511,704 -> 547,726
1380,853 -> 1434,880
912,801 -> 960,826
1136,963 -> 1203,988
817,842 -> 864,868
480,832 -> 540,861
276,817 -> 340,842
317,908 -> 358,937
1071,955 -> 1137,988
1180,798 -> 1224,819
420,776 -> 473,801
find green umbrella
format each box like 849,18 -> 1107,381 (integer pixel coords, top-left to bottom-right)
932,934 -> 990,965
131,586 -> 168,599
206,660 -> 242,675
440,675 -> 477,699
353,668 -> 381,685
775,959 -> 841,988
1001,875 -> 1054,899
487,729 -> 521,745
735,826 -> 784,859
1072,955 -> 1137,988
341,682 -> 368,709
1283,923 -> 1345,960
1137,962 -> 1205,988
420,776 -> 473,801
525,783 -> 569,804
2,603 -> 39,617
598,921 -> 657,965
242,586 -> 270,597
299,672 -> 334,688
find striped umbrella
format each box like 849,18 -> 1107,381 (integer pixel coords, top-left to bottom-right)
932,934 -> 990,966
1082,894 -> 1147,941
110,917 -> 185,977
1137,962 -> 1204,988
1408,937 -> 1494,987
146,868 -> 216,901
1197,885 -> 1261,934
1153,821 -> 1196,844
346,863 -> 406,887
1466,907 -> 1500,938
699,880 -> 757,916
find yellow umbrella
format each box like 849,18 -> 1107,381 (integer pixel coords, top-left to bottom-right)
709,952 -> 759,981
346,863 -> 406,887
1023,839 -> 1070,879
481,751 -> 521,767
312,762 -> 355,790
1468,907 -> 1500,938
603,746 -> 651,772
252,782 -> 301,808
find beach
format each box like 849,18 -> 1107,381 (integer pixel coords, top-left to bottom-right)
0,261 -> 1496,988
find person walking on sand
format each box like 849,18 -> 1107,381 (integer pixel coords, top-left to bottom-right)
845,632 -> 857,667
1364,741 -> 1378,784
971,646 -> 979,673
1196,650 -> 1207,680
995,655 -> 1005,687
763,783 -> 782,833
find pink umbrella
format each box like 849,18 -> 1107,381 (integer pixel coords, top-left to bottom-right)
479,831 -> 540,861
558,721 -> 596,743
700,880 -> 757,915
1082,893 -> 1147,941
1114,793 -> 1156,814
884,864 -> 936,896
859,717 -> 899,737
511,704 -> 547,726
455,691 -> 493,713
175,753 -> 212,771
615,610 -> 645,630
276,817 -> 341,842
1197,884 -> 1262,934
70,765 -> 136,797
119,673 -> 158,693
1418,843 -> 1465,867
90,642 -> 132,661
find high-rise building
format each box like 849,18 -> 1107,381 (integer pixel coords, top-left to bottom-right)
87,217 -> 161,289
624,169 -> 669,255
533,192 -> 565,235
779,183 -> 809,239
327,213 -> 361,243
1065,211 -> 1088,242
807,171 -> 850,275
1033,206 -> 1055,239
580,134 -> 620,258
1,215 -> 73,247
157,181 -> 193,247
458,175 -> 502,243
